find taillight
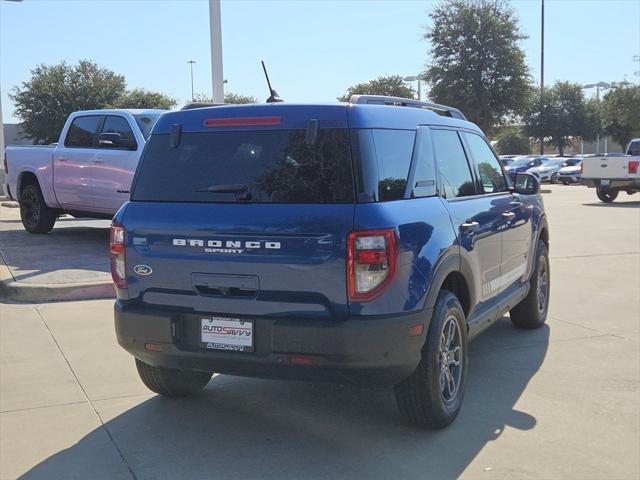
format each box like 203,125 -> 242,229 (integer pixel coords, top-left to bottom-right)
347,229 -> 398,302
109,223 -> 127,288
629,160 -> 639,175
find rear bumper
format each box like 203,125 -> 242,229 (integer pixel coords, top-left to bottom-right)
581,178 -> 640,190
114,301 -> 431,386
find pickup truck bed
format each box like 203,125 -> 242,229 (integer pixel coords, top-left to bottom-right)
581,154 -> 640,202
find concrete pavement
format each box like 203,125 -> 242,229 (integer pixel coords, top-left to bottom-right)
1,184 -> 639,479
0,204 -> 113,302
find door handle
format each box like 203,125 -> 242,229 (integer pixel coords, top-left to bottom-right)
460,221 -> 480,233
502,212 -> 516,220
58,156 -> 68,162
94,157 -> 104,164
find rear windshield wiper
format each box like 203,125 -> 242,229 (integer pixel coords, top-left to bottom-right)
195,184 -> 251,200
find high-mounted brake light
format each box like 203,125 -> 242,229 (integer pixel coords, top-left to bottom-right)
628,160 -> 639,175
347,229 -> 398,302
203,116 -> 282,128
109,223 -> 127,288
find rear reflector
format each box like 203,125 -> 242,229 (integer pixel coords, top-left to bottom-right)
408,324 -> 424,336
145,343 -> 170,352
203,116 -> 281,128
290,355 -> 315,366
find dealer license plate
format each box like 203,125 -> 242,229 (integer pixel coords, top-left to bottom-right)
201,317 -> 253,352
601,179 -> 610,186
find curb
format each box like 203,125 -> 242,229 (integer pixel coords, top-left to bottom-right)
0,260 -> 115,303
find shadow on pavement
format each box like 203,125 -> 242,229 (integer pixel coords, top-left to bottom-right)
20,318 -> 549,479
582,201 -> 640,208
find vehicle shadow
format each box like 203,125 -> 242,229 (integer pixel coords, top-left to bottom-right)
19,318 -> 549,479
582,201 -> 640,208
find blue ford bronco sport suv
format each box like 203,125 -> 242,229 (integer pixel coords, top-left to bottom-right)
112,96 -> 549,429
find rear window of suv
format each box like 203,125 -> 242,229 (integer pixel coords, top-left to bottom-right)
132,129 -> 355,203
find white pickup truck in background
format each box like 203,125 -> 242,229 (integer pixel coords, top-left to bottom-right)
3,109 -> 166,233
581,138 -> 640,203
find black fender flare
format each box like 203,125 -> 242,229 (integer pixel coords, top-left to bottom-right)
524,213 -> 549,281
423,252 -> 477,317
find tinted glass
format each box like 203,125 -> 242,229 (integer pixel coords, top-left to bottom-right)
134,114 -> 162,140
627,141 -> 640,156
411,127 -> 437,197
372,129 -> 415,201
431,129 -> 476,199
132,129 -> 354,203
102,116 -> 137,149
463,132 -> 508,194
65,115 -> 101,148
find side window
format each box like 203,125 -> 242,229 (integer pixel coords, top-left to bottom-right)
101,116 -> 137,149
463,132 -> 508,194
431,129 -> 476,199
64,116 -> 102,148
411,127 -> 437,197
628,141 -> 640,156
371,129 -> 416,201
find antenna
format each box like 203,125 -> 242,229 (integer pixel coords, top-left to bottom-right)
261,60 -> 283,103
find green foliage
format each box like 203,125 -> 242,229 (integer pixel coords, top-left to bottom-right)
10,60 -> 126,144
423,0 -> 531,133
337,75 -> 415,102
112,88 -> 176,109
523,81 -> 599,156
601,85 -> 640,150
496,128 -> 531,155
192,92 -> 258,104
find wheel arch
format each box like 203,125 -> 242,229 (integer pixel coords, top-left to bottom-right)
17,170 -> 40,198
424,254 -> 475,320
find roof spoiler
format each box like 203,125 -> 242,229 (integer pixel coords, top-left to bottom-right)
348,95 -> 467,121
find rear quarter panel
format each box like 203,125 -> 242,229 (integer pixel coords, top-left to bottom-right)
5,145 -> 58,207
351,198 -> 458,316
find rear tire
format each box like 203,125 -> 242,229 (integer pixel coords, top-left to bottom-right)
510,241 -> 550,329
550,172 -> 559,184
596,187 -> 618,203
135,358 -> 213,397
19,184 -> 57,234
394,291 -> 468,429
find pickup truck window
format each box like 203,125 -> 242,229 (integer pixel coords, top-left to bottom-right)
102,116 -> 137,150
133,114 -> 162,140
64,115 -> 102,148
132,129 -> 355,204
432,129 -> 476,199
462,132 -> 508,194
628,141 -> 640,156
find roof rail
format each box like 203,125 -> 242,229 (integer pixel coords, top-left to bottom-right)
348,95 -> 467,121
181,102 -> 224,110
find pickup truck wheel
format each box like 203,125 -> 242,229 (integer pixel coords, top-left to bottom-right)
550,173 -> 559,184
510,241 -> 550,329
596,187 -> 618,203
394,291 -> 468,429
19,184 -> 57,234
135,358 -> 213,397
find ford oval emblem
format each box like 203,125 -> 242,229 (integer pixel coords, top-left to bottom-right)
134,265 -> 153,276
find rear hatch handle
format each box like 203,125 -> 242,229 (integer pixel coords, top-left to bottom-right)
192,273 -> 259,298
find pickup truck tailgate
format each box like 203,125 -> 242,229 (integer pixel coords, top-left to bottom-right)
582,156 -> 640,179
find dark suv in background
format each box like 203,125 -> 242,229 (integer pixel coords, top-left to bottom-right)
111,96 -> 549,429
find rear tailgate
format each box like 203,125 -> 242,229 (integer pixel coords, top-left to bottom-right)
121,104 -> 354,321
582,155 -> 637,180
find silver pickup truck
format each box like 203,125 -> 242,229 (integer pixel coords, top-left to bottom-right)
581,139 -> 640,203
3,109 -> 166,233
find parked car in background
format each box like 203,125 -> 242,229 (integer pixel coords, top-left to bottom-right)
528,158 -> 582,183
557,160 -> 583,184
581,146 -> 640,202
3,109 -> 166,233
112,96 -> 549,430
498,155 -> 517,168
504,156 -> 549,182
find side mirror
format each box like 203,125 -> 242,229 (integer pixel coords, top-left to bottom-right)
514,172 -> 540,195
98,132 -> 136,150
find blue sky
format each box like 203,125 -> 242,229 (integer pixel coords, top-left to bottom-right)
1,0 -> 639,123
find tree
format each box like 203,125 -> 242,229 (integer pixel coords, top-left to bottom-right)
423,0 -> 531,133
496,127 -> 531,155
192,92 -> 258,104
10,60 -> 126,144
523,81 -> 599,156
601,85 -> 640,150
337,75 -> 415,102
112,88 -> 176,109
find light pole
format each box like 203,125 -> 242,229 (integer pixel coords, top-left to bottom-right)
209,0 -> 224,103
539,0 -> 545,155
187,60 -> 196,101
404,75 -> 423,101
582,81 -> 611,154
